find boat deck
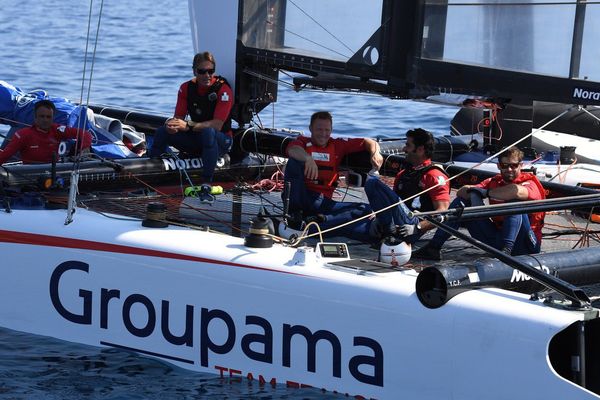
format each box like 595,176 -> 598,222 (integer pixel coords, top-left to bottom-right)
45,180 -> 599,304
75,183 -> 600,259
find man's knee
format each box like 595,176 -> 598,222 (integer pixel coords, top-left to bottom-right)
201,128 -> 217,147
284,158 -> 305,179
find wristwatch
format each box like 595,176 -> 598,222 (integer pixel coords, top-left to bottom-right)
187,120 -> 197,130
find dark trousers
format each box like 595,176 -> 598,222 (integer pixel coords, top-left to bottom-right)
363,177 -> 422,244
150,126 -> 232,182
282,159 -> 373,242
429,197 -> 540,255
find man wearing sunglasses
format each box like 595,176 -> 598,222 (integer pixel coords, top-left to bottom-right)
414,146 -> 546,260
150,51 -> 233,183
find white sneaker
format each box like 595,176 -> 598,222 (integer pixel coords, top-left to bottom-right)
278,221 -> 304,240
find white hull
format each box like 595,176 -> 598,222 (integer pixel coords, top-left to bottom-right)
533,129 -> 600,165
1,207 -> 598,399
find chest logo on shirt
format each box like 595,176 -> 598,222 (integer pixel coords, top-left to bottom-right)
311,152 -> 330,162
220,92 -> 230,102
437,176 -> 446,186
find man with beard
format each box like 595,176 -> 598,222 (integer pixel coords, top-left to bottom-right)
363,128 -> 450,244
413,146 -> 545,260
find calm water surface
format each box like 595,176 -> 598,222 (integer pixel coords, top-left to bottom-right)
0,1 -> 457,398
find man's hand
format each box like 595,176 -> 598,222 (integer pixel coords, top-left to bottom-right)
398,223 -> 419,238
165,118 -> 186,134
304,157 -> 319,180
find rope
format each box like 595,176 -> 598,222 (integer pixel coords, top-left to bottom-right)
291,106 -> 575,242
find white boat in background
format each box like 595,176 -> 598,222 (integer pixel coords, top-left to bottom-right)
4,1 -> 600,399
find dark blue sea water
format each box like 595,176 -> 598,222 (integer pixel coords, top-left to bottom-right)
0,1 -> 457,398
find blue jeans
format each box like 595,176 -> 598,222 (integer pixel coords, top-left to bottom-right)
429,197 -> 540,255
364,177 -> 422,244
282,159 -> 373,242
150,126 -> 232,182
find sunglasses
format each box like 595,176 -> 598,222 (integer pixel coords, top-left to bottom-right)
498,162 -> 521,169
196,68 -> 215,75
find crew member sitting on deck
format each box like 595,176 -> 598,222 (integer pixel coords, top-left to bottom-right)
282,111 -> 383,243
0,100 -> 93,164
363,128 -> 451,244
149,51 -> 233,183
414,146 -> 545,260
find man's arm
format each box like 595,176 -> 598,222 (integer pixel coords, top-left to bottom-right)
0,133 -> 23,164
362,138 -> 383,170
164,82 -> 191,134
188,118 -> 224,132
456,185 -> 475,199
287,145 -> 318,180
418,199 -> 450,232
488,184 -> 529,201
63,127 -> 93,150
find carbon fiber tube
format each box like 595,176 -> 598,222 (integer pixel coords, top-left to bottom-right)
416,248 -> 600,309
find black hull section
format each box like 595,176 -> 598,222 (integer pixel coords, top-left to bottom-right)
416,247 -> 600,308
6,106 -> 596,198
0,156 -> 277,193
452,101 -> 600,139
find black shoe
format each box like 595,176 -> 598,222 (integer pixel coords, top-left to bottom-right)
287,210 -> 305,231
305,213 -> 326,224
412,243 -> 441,261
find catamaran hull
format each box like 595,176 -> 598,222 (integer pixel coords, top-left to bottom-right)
0,208 -> 598,399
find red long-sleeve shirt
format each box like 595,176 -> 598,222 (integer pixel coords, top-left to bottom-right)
0,123 -> 93,164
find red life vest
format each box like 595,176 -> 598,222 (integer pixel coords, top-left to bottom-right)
304,141 -> 339,198
487,172 -> 546,241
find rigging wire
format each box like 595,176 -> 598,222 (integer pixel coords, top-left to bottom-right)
287,0 -> 354,55
291,106 -> 576,243
66,0 -> 106,224
266,20 -> 352,60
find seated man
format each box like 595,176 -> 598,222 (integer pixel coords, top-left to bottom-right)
0,99 -> 93,164
414,146 -> 545,260
149,51 -> 233,183
282,110 -> 383,243
364,128 -> 450,244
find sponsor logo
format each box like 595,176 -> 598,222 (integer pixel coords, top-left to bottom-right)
49,261 -> 384,387
510,265 -> 550,283
311,152 -> 330,162
220,92 -> 230,102
162,157 -> 203,171
573,87 -> 600,101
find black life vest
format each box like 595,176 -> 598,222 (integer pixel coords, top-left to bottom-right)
186,76 -> 232,133
396,164 -> 449,212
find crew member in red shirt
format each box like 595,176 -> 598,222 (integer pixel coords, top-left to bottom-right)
282,111 -> 383,241
414,146 -> 545,260
364,128 -> 451,243
0,100 -> 93,164
149,51 -> 233,183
